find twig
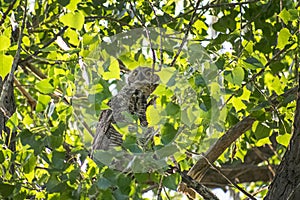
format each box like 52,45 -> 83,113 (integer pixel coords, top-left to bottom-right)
147,0 -> 163,71
0,0 -> 17,26
85,16 -> 133,28
129,1 -> 156,71
157,175 -> 163,200
175,0 -> 260,20
14,77 -> 36,109
170,0 -> 202,67
163,187 -> 171,200
73,110 -> 95,137
23,62 -> 47,79
0,0 -> 27,117
142,184 -> 158,193
221,43 -> 293,110
197,0 -> 260,10
19,26 -> 68,64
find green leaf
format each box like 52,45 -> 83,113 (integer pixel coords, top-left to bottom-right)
0,35 -> 11,50
276,28 -> 291,50
65,28 -> 79,46
232,67 -> 244,86
146,105 -> 161,126
243,57 -> 264,69
0,150 -> 5,164
270,61 -> 285,74
60,11 -> 84,30
97,178 -> 112,190
66,0 -> 81,11
166,102 -> 180,115
0,54 -> 13,79
36,94 -> 51,112
181,107 -> 198,128
161,123 -> 177,145
162,173 -> 179,190
278,8 -> 291,25
23,153 -> 37,174
6,112 -> 19,131
157,67 -> 176,85
58,0 -> 70,6
101,58 -> 120,80
254,122 -> 271,140
276,134 -> 291,147
35,79 -> 54,94
52,150 -> 66,169
225,67 -> 245,86
51,122 -> 66,136
156,144 -> 178,158
0,183 -> 14,197
231,97 -> 247,112
20,129 -> 44,155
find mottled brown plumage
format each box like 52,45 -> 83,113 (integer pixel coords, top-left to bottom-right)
92,67 -> 159,153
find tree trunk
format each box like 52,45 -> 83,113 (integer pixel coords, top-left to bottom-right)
0,77 -> 16,167
264,88 -> 300,199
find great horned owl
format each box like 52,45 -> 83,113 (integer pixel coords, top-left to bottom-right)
92,67 -> 159,152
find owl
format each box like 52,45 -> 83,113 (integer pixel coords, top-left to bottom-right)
92,67 -> 159,152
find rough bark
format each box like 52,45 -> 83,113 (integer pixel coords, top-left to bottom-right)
264,91 -> 300,199
0,77 -> 16,147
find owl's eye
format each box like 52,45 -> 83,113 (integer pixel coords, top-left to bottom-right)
145,70 -> 152,76
132,71 -> 138,76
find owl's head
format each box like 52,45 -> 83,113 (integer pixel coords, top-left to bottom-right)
127,67 -> 160,86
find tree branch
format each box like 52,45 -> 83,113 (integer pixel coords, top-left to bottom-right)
0,0 -> 27,117
202,165 -> 275,187
180,171 -> 220,200
188,116 -> 256,182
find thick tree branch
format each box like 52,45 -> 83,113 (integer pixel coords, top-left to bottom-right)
188,116 -> 256,181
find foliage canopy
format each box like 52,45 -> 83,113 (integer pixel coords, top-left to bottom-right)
0,0 -> 299,199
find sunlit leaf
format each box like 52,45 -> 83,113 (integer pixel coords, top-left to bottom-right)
278,8 -> 291,25
60,11 -> 84,30
35,79 -> 55,94
276,134 -> 291,147
0,53 -> 13,79
276,28 -> 291,50
0,35 -> 10,50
